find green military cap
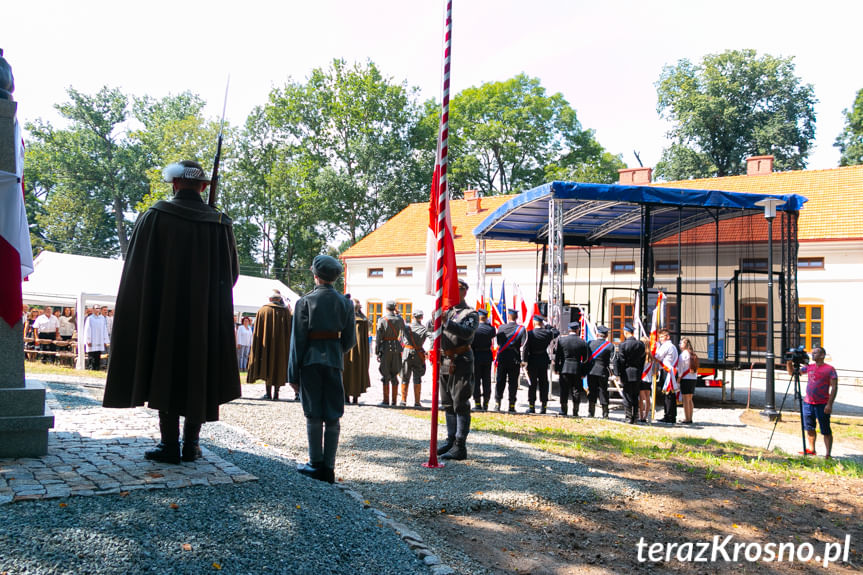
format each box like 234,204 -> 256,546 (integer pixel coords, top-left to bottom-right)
311,255 -> 342,282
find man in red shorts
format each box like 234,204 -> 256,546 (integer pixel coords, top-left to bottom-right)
788,346 -> 839,458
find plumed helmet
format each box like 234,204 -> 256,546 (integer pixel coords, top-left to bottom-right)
162,160 -> 211,183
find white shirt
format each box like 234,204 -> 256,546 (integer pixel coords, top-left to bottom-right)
236,325 -> 253,347
33,314 -> 59,334
679,350 -> 697,380
59,316 -> 75,337
84,314 -> 110,351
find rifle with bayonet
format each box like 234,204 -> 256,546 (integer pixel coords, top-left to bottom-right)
208,77 -> 230,207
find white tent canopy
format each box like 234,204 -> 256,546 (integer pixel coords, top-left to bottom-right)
22,251 -> 301,369
23,251 -> 300,313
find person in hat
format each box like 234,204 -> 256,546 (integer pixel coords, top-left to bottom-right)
521,314 -> 559,414
554,321 -> 589,416
399,310 -> 429,407
436,278 -> 479,460
342,298 -> 371,404
375,300 -> 406,406
495,308 -> 526,412
246,289 -> 292,400
289,255 -> 356,483
471,308 -> 496,410
587,325 -> 614,418
614,324 -> 646,424
103,160 -> 241,464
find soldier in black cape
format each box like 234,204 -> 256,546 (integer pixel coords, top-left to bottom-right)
103,160 -> 241,464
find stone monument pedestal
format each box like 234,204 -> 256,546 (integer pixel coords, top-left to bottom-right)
0,321 -> 54,458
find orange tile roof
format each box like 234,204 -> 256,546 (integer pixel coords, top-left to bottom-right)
653,165 -> 863,242
343,165 -> 863,258
342,195 -> 534,259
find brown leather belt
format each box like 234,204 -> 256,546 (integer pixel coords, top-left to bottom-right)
382,337 -> 399,341
309,330 -> 340,340
443,344 -> 471,357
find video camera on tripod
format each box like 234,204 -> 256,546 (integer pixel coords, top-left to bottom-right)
784,345 -> 809,366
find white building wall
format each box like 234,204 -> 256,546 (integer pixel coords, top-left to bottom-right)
344,240 -> 863,371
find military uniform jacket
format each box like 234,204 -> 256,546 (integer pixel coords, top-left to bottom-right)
402,321 -> 429,361
375,312 -> 405,355
522,327 -> 558,367
288,284 -> 356,384
441,302 -> 479,359
588,338 -> 614,377
472,322 -> 496,363
103,189 -> 241,422
616,336 -> 646,383
554,333 -> 589,376
496,321 -> 525,365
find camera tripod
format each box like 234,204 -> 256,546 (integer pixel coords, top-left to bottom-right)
766,362 -> 807,455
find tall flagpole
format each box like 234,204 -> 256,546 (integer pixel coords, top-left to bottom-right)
424,0 -> 452,469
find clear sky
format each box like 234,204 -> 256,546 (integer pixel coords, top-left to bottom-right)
4,0 -> 861,173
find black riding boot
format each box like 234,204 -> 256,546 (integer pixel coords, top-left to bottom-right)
588,402 -> 596,418
145,412 -> 180,464
182,419 -> 203,462
437,411 -> 457,455
602,405 -> 609,419
442,413 -> 470,460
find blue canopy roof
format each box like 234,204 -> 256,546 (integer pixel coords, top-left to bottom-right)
472,181 -> 807,246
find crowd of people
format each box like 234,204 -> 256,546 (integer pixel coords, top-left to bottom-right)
22,304 -> 114,369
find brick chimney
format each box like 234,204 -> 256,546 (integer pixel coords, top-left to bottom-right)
746,155 -> 774,175
618,167 -> 653,185
464,189 -> 482,215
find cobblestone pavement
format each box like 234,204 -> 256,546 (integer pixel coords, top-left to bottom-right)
0,383 -> 256,505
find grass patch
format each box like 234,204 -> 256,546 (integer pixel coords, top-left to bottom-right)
739,409 -> 863,450
414,410 -> 863,479
25,360 -> 106,378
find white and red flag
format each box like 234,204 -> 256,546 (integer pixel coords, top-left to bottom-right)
0,120 -> 33,328
513,282 -> 539,331
423,0 -> 454,469
424,150 -> 459,310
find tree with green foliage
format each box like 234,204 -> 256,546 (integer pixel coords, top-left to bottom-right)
835,88 -> 863,166
655,50 -> 817,180
226,106 -> 325,291
130,91 -> 222,211
266,59 -> 430,245
24,87 -> 147,256
443,74 -> 623,195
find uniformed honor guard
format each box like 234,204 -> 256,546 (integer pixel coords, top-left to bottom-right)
103,160 -> 241,464
289,255 -> 356,483
615,324 -> 646,424
400,310 -> 429,407
587,325 -> 614,418
376,300 -> 405,406
495,309 -> 526,412
471,308 -> 496,410
521,314 -> 559,414
553,322 -> 589,416
342,299 -> 371,404
436,278 -> 479,460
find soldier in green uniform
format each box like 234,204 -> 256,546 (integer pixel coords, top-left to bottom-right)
437,279 -> 479,461
376,300 -> 405,406
289,255 -> 356,483
400,310 -> 428,407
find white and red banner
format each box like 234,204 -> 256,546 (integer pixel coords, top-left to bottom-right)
0,120 -> 33,328
513,282 -> 539,331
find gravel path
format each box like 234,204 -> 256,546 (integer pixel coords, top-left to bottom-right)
0,381 -> 431,575
218,389 -> 641,575
6,371 -> 859,574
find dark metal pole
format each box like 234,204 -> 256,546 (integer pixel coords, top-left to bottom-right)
761,215 -> 780,420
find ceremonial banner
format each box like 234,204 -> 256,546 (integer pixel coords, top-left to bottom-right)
0,123 -> 32,327
424,0 -> 454,469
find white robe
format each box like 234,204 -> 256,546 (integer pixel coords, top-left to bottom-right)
84,314 -> 110,352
